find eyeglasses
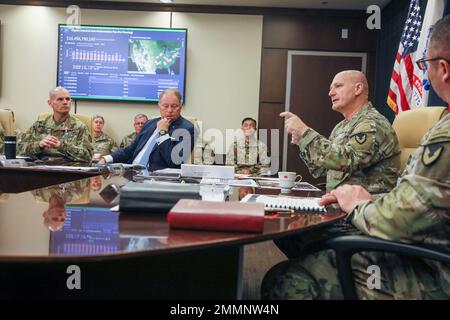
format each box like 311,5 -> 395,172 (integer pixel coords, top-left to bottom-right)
416,57 -> 450,71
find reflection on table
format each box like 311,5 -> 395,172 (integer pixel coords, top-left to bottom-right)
0,168 -> 345,299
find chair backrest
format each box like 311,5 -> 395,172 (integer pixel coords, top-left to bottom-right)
183,116 -> 201,164
0,109 -> 14,136
392,106 -> 447,172
37,113 -> 93,137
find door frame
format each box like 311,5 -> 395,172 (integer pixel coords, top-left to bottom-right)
282,50 -> 368,171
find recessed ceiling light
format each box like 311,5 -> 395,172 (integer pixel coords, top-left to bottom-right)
160,0 -> 173,3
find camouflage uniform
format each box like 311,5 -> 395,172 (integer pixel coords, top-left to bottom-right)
298,102 -> 400,193
32,178 -> 90,204
93,132 -> 118,156
120,132 -> 136,148
14,129 -> 24,145
262,114 -> 450,300
17,115 -> 93,162
226,137 -> 270,174
193,141 -> 215,165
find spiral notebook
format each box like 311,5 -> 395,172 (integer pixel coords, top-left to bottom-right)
241,194 -> 326,213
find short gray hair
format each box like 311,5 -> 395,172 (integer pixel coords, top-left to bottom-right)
159,88 -> 182,104
49,86 -> 70,100
93,115 -> 105,123
430,15 -> 450,55
134,114 -> 148,122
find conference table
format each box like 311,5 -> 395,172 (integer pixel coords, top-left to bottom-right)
0,165 -> 346,299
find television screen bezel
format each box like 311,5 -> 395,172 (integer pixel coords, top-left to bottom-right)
56,23 -> 188,104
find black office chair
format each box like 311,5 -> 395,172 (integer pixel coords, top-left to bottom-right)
326,235 -> 450,300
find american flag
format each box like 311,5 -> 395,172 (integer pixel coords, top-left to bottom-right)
387,0 -> 424,114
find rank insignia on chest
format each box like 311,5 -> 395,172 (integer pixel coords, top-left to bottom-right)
422,143 -> 443,166
354,133 -> 367,144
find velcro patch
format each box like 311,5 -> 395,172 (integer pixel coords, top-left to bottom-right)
422,143 -> 443,166
354,133 -> 367,144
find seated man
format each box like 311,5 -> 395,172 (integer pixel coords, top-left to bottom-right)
274,70 -> 402,258
0,125 -> 4,154
100,88 -> 195,171
262,16 -> 450,300
281,70 -> 400,193
226,117 -> 270,175
17,87 -> 93,163
120,113 -> 148,148
92,115 -> 118,161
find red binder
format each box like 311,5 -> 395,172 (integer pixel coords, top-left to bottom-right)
168,199 -> 265,233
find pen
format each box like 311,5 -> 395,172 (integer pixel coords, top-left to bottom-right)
265,208 -> 294,213
265,209 -> 295,218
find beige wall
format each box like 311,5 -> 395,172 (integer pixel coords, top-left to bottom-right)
0,5 -> 262,152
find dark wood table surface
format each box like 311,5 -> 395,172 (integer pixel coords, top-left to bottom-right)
0,167 -> 345,299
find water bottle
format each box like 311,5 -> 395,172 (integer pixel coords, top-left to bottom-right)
4,136 -> 16,159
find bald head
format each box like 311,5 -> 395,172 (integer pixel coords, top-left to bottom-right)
329,70 -> 370,119
336,70 -> 369,98
48,86 -> 72,121
49,86 -> 70,100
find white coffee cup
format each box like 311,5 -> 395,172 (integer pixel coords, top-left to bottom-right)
278,171 -> 302,191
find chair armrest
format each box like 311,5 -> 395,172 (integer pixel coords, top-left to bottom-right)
327,235 -> 450,262
326,235 -> 450,299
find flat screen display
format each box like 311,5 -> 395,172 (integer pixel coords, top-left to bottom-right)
57,24 -> 187,103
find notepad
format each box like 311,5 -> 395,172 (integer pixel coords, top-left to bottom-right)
30,165 -> 103,172
241,194 -> 326,213
254,178 -> 321,191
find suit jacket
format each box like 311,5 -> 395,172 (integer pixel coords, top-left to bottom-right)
111,116 -> 195,171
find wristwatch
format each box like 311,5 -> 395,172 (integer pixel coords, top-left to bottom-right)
158,130 -> 168,136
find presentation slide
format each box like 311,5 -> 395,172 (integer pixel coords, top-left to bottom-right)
57,25 -> 187,102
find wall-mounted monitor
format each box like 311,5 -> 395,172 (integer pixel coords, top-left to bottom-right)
57,24 -> 187,103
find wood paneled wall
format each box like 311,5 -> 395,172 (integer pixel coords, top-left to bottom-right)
259,13 -> 378,173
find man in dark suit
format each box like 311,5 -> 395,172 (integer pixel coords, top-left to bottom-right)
100,88 -> 195,171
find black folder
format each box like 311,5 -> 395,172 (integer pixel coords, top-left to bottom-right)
119,181 -> 201,213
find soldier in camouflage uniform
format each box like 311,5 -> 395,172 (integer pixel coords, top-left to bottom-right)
17,87 -> 93,163
262,16 -> 450,300
119,113 -> 148,148
275,70 -> 401,258
32,178 -> 90,231
92,115 -> 118,161
282,71 -> 400,193
226,117 -> 271,175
